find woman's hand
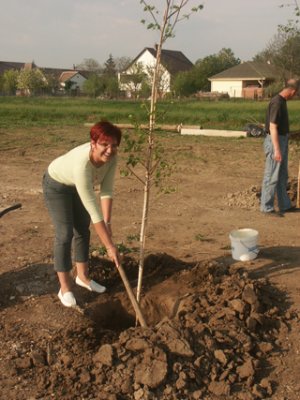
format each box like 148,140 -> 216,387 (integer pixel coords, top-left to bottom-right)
106,244 -> 121,268
93,221 -> 120,266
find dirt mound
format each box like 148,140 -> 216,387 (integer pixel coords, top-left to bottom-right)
0,255 -> 297,400
225,178 -> 298,209
226,186 -> 261,209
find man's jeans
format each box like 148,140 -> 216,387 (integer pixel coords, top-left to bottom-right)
260,134 -> 291,213
42,171 -> 91,272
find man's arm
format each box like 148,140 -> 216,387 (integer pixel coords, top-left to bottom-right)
270,122 -> 282,162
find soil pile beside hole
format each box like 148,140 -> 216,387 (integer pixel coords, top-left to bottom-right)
1,257 -> 297,399
87,261 -> 296,399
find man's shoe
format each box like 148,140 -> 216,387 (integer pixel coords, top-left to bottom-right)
282,206 -> 299,213
262,210 -> 284,217
75,276 -> 106,293
58,289 -> 77,307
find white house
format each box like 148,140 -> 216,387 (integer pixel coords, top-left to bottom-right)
119,47 -> 193,98
59,71 -> 87,92
209,62 -> 279,99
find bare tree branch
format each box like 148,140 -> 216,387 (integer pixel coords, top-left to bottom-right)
126,166 -> 145,185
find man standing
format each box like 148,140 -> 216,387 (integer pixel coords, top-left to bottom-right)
260,79 -> 300,215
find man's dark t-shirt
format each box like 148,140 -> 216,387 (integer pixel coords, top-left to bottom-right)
265,94 -> 289,136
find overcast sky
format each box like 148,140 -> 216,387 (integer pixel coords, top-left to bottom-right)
0,0 -> 295,69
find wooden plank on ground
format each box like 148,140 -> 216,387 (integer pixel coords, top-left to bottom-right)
181,128 -> 247,138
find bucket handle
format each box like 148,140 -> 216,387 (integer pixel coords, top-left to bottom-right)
239,240 -> 259,255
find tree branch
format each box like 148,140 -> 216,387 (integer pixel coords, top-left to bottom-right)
127,166 -> 145,185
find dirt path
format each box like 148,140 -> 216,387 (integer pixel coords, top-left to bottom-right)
0,127 -> 300,399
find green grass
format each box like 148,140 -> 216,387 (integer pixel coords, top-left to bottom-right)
1,96 -> 300,131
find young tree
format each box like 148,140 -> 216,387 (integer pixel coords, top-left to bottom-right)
125,1 -> 203,305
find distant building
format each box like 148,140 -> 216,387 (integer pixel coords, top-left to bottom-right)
209,62 -> 280,99
118,47 -> 193,98
59,71 -> 87,92
0,61 -> 28,75
0,60 -> 89,94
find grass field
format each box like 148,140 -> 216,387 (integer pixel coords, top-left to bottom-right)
1,96 -> 300,131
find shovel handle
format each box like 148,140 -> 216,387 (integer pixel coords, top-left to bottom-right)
116,263 -> 148,328
0,203 -> 22,218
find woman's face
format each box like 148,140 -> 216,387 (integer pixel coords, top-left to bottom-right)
91,138 -> 118,165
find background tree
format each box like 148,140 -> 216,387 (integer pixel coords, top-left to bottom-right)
145,62 -> 171,98
2,69 -> 19,95
194,48 -> 240,91
83,73 -> 105,97
172,69 -> 196,96
76,58 -> 102,73
253,26 -> 300,79
44,73 -> 60,95
103,74 -> 119,98
173,47 -> 240,96
102,54 -> 119,98
115,56 -> 132,72
0,74 -> 3,93
17,68 -> 47,95
120,62 -> 149,98
139,79 -> 152,98
103,54 -> 117,76
64,80 -> 76,95
254,0 -> 300,81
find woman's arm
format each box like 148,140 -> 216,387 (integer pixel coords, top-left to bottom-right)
93,220 -> 120,267
101,197 -> 113,236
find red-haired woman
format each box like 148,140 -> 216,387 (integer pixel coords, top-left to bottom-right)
42,121 -> 122,307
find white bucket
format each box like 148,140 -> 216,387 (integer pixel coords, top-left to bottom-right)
229,228 -> 259,261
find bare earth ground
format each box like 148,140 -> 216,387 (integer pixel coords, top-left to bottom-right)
0,126 -> 300,400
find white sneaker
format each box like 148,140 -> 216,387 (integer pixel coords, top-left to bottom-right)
75,276 -> 106,293
58,289 -> 76,307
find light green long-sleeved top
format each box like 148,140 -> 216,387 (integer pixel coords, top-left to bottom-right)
48,142 -> 117,223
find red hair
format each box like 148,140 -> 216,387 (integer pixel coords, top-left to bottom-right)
90,121 -> 122,145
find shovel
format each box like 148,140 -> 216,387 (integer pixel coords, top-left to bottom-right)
115,262 -> 148,328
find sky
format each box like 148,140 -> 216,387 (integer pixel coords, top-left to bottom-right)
0,0 -> 296,69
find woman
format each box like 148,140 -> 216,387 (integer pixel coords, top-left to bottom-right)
42,121 -> 121,307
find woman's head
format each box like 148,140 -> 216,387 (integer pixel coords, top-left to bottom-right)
89,121 -> 122,166
90,121 -> 122,146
